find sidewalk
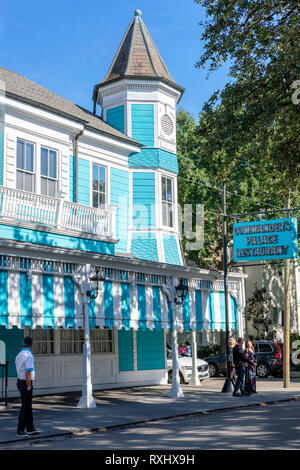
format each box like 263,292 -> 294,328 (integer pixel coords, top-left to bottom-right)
0,377 -> 299,445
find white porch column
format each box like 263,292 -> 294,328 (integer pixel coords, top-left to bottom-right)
164,276 -> 184,398
189,331 -> 200,386
72,265 -> 97,409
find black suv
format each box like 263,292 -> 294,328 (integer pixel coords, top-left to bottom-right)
205,340 -> 285,379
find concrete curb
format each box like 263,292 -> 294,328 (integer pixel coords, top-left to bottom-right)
1,395 -> 300,446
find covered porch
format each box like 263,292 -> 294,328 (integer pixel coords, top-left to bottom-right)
0,251 -> 246,404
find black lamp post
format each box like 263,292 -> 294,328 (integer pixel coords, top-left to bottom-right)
86,269 -> 105,299
175,279 -> 188,305
221,180 -> 234,393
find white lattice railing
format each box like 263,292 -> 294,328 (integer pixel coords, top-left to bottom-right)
0,186 -> 116,239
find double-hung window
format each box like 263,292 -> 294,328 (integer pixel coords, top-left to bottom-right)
41,147 -> 58,197
161,176 -> 174,228
92,163 -> 106,208
16,139 -> 35,192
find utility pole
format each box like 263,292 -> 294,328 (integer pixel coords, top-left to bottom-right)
221,180 -> 233,393
283,194 -> 291,388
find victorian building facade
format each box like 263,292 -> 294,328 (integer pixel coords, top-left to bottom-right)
0,11 -> 246,398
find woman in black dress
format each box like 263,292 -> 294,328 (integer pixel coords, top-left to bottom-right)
245,341 -> 257,394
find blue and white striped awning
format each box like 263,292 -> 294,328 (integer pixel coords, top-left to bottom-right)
0,269 -> 239,331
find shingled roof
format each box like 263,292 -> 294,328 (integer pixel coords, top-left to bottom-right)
93,10 -> 184,97
0,67 -> 141,146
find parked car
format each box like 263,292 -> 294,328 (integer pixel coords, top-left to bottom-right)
204,340 -> 286,379
166,349 -> 210,384
205,352 -> 227,378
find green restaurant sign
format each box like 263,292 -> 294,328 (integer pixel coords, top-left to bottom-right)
233,217 -> 298,262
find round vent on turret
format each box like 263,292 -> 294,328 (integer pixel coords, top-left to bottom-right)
161,114 -> 174,136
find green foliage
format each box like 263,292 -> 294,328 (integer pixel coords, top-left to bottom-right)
194,0 -> 300,183
245,286 -> 277,339
197,344 -> 220,358
176,108 -> 224,267
176,1 -> 300,269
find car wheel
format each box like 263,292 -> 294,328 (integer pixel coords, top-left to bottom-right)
208,362 -> 219,377
168,370 -> 185,384
256,363 -> 270,378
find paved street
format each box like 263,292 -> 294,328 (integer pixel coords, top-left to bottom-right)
2,399 -> 300,450
0,377 -> 300,451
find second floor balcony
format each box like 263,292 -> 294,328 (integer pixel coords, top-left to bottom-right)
0,186 -> 116,240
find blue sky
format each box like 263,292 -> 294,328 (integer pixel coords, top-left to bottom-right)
0,0 -> 230,120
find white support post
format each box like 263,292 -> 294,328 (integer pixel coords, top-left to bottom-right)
163,276 -> 184,399
189,331 -> 200,386
72,264 -> 97,409
56,196 -> 64,228
77,295 -> 97,409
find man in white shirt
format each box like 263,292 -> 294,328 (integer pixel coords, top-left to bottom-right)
15,337 -> 40,437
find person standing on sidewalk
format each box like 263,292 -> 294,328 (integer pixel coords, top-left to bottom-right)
245,340 -> 257,394
15,337 -> 40,437
232,337 -> 250,397
185,341 -> 192,357
229,337 -> 237,386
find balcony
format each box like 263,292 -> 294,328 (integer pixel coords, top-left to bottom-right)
0,186 -> 116,240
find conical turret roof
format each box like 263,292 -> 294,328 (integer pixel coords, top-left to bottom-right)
93,10 -> 184,98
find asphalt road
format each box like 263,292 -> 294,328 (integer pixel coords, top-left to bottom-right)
2,399 -> 300,451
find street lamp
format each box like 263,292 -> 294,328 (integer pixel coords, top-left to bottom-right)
164,278 -> 190,398
72,264 -> 105,408
175,279 -> 188,305
86,269 -> 105,299
175,279 -> 200,387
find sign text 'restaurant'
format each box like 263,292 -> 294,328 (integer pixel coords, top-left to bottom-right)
233,218 -> 298,262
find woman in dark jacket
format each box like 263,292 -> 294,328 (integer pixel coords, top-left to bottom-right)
245,341 -> 257,394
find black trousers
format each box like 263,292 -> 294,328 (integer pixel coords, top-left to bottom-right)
17,379 -> 34,432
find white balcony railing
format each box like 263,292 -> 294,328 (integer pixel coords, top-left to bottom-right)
0,186 -> 116,239
60,200 -> 116,238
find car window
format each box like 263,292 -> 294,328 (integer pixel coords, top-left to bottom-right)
254,343 -> 259,352
258,343 -> 272,353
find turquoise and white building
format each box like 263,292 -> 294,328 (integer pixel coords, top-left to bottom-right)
0,11 -> 246,399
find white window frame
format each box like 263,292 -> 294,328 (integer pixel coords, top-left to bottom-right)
90,328 -> 114,354
59,328 -> 114,354
40,145 -> 59,198
59,328 -> 84,354
16,138 -> 36,193
161,174 -> 175,229
24,327 -> 115,355
91,162 -> 108,208
24,327 -> 55,355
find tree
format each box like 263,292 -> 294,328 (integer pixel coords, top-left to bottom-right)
176,103 -> 299,269
194,0 -> 300,184
176,108 -> 225,268
245,286 -> 277,339
176,1 -> 300,269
